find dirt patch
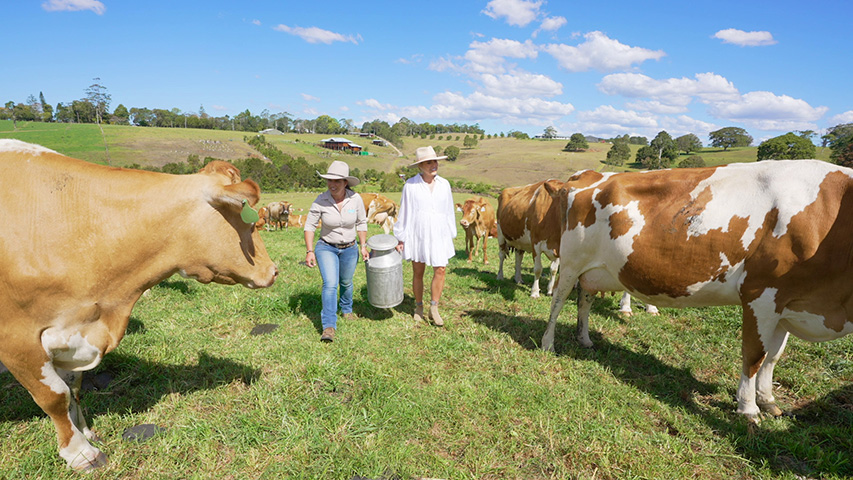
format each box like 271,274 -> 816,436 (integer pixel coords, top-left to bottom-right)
114,137 -> 260,167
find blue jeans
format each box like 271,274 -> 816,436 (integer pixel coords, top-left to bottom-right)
315,240 -> 359,330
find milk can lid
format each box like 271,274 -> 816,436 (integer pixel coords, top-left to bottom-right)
366,233 -> 398,251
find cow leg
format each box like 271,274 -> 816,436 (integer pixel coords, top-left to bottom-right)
576,287 -> 595,348
542,273 -> 579,352
2,351 -> 107,471
545,256 -> 560,296
645,304 -> 659,315
466,232 -> 474,263
618,292 -> 633,316
482,236 -> 489,265
497,246 -> 506,280
513,250 -> 524,284
736,299 -> 788,421
531,251 -> 543,298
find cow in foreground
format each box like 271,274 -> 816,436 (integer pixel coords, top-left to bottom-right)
496,180 -> 563,297
456,196 -> 497,264
0,140 -> 278,471
542,160 -> 853,421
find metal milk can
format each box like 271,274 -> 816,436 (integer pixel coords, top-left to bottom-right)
364,234 -> 404,309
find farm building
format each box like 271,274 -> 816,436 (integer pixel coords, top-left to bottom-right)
320,137 -> 363,153
259,128 -> 284,135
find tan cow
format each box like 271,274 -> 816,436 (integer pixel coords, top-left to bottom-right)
456,196 -> 497,264
360,192 -> 398,234
0,140 -> 278,471
543,161 -> 853,421
496,179 -> 563,297
287,213 -> 308,228
265,201 -> 291,230
256,206 -> 268,230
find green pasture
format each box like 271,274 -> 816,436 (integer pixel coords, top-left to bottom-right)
1,121 -> 833,192
1,207 -> 851,478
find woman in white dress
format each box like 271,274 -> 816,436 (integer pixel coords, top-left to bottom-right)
394,146 -> 457,326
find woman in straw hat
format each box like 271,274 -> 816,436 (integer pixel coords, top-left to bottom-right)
393,146 -> 457,326
304,160 -> 370,342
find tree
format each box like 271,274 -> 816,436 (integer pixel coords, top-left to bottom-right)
444,145 -> 460,161
824,123 -> 853,167
463,135 -> 478,149
709,127 -> 752,151
678,155 -> 706,168
542,126 -> 557,139
111,104 -> 130,125
756,132 -> 816,160
85,78 -> 112,163
606,138 -> 630,166
636,131 -> 678,169
313,115 -> 342,134
563,133 -> 589,152
675,133 -> 703,154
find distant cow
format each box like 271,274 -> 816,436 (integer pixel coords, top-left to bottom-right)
456,196 -> 497,264
496,179 -> 563,297
0,140 -> 278,471
287,213 -> 308,228
360,192 -> 399,234
256,206 -> 268,230
542,161 -> 853,421
265,201 -> 292,230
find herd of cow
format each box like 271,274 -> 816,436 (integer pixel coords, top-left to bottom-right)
2,139 -> 853,472
256,193 -> 399,234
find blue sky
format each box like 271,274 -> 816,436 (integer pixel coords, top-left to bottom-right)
3,0 -> 852,144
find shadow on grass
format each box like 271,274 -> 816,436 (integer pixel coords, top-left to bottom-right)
0,351 -> 260,425
287,289 -> 410,334
468,305 -> 853,478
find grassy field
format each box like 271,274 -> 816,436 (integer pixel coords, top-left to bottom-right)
1,122 -> 850,478
1,209 -> 851,479
0,120 -> 834,191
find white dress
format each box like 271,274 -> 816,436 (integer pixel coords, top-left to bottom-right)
393,174 -> 457,267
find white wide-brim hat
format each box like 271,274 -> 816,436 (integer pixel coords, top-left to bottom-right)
409,146 -> 448,167
317,160 -> 360,187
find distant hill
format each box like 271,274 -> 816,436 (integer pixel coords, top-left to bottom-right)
0,120 -> 833,190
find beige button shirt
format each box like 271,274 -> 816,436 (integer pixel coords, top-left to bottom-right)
304,189 -> 367,245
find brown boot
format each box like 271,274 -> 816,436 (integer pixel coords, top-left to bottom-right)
429,301 -> 444,327
320,327 -> 335,342
413,302 -> 424,322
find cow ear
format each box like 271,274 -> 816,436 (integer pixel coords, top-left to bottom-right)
207,179 -> 262,221
200,160 -> 242,185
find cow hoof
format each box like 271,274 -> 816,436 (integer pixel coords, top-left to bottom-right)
618,310 -> 634,317
758,402 -> 784,417
68,447 -> 108,472
530,292 -> 540,298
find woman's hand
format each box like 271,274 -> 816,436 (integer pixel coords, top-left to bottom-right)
396,241 -> 404,253
361,245 -> 370,261
305,251 -> 316,268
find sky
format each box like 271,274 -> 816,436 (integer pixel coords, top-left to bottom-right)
3,0 -> 853,145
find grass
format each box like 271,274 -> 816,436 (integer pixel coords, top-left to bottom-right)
1,211 -> 851,479
0,120 -> 834,192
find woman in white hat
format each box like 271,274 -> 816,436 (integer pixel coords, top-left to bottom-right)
393,146 -> 458,326
304,160 -> 370,342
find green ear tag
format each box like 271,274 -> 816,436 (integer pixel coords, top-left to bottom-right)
241,199 -> 260,224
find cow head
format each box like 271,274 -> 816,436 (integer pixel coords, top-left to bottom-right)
184,163 -> 278,288
459,197 -> 488,228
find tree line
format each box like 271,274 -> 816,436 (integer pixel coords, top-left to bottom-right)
0,80 -> 486,150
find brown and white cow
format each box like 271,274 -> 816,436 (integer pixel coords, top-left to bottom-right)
0,140 -> 278,471
496,179 -> 563,297
360,192 -> 398,234
456,196 -> 497,264
542,160 -> 853,421
265,201 -> 291,230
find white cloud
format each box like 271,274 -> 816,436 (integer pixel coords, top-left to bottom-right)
211,105 -> 228,112
464,38 -> 539,74
624,100 -> 688,115
543,31 -> 665,72
252,19 -> 261,26
598,72 -> 740,108
301,93 -> 321,102
358,98 -> 394,110
708,91 -> 828,131
713,28 -> 777,47
482,0 -> 542,27
577,105 -> 658,129
273,24 -> 361,45
42,0 -> 105,14
533,16 -> 567,37
659,115 -> 719,139
478,71 -> 562,98
828,110 -> 853,126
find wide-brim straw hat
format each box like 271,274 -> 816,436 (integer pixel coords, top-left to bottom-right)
317,160 -> 360,187
409,146 -> 448,167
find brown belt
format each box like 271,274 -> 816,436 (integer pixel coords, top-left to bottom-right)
323,239 -> 356,249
